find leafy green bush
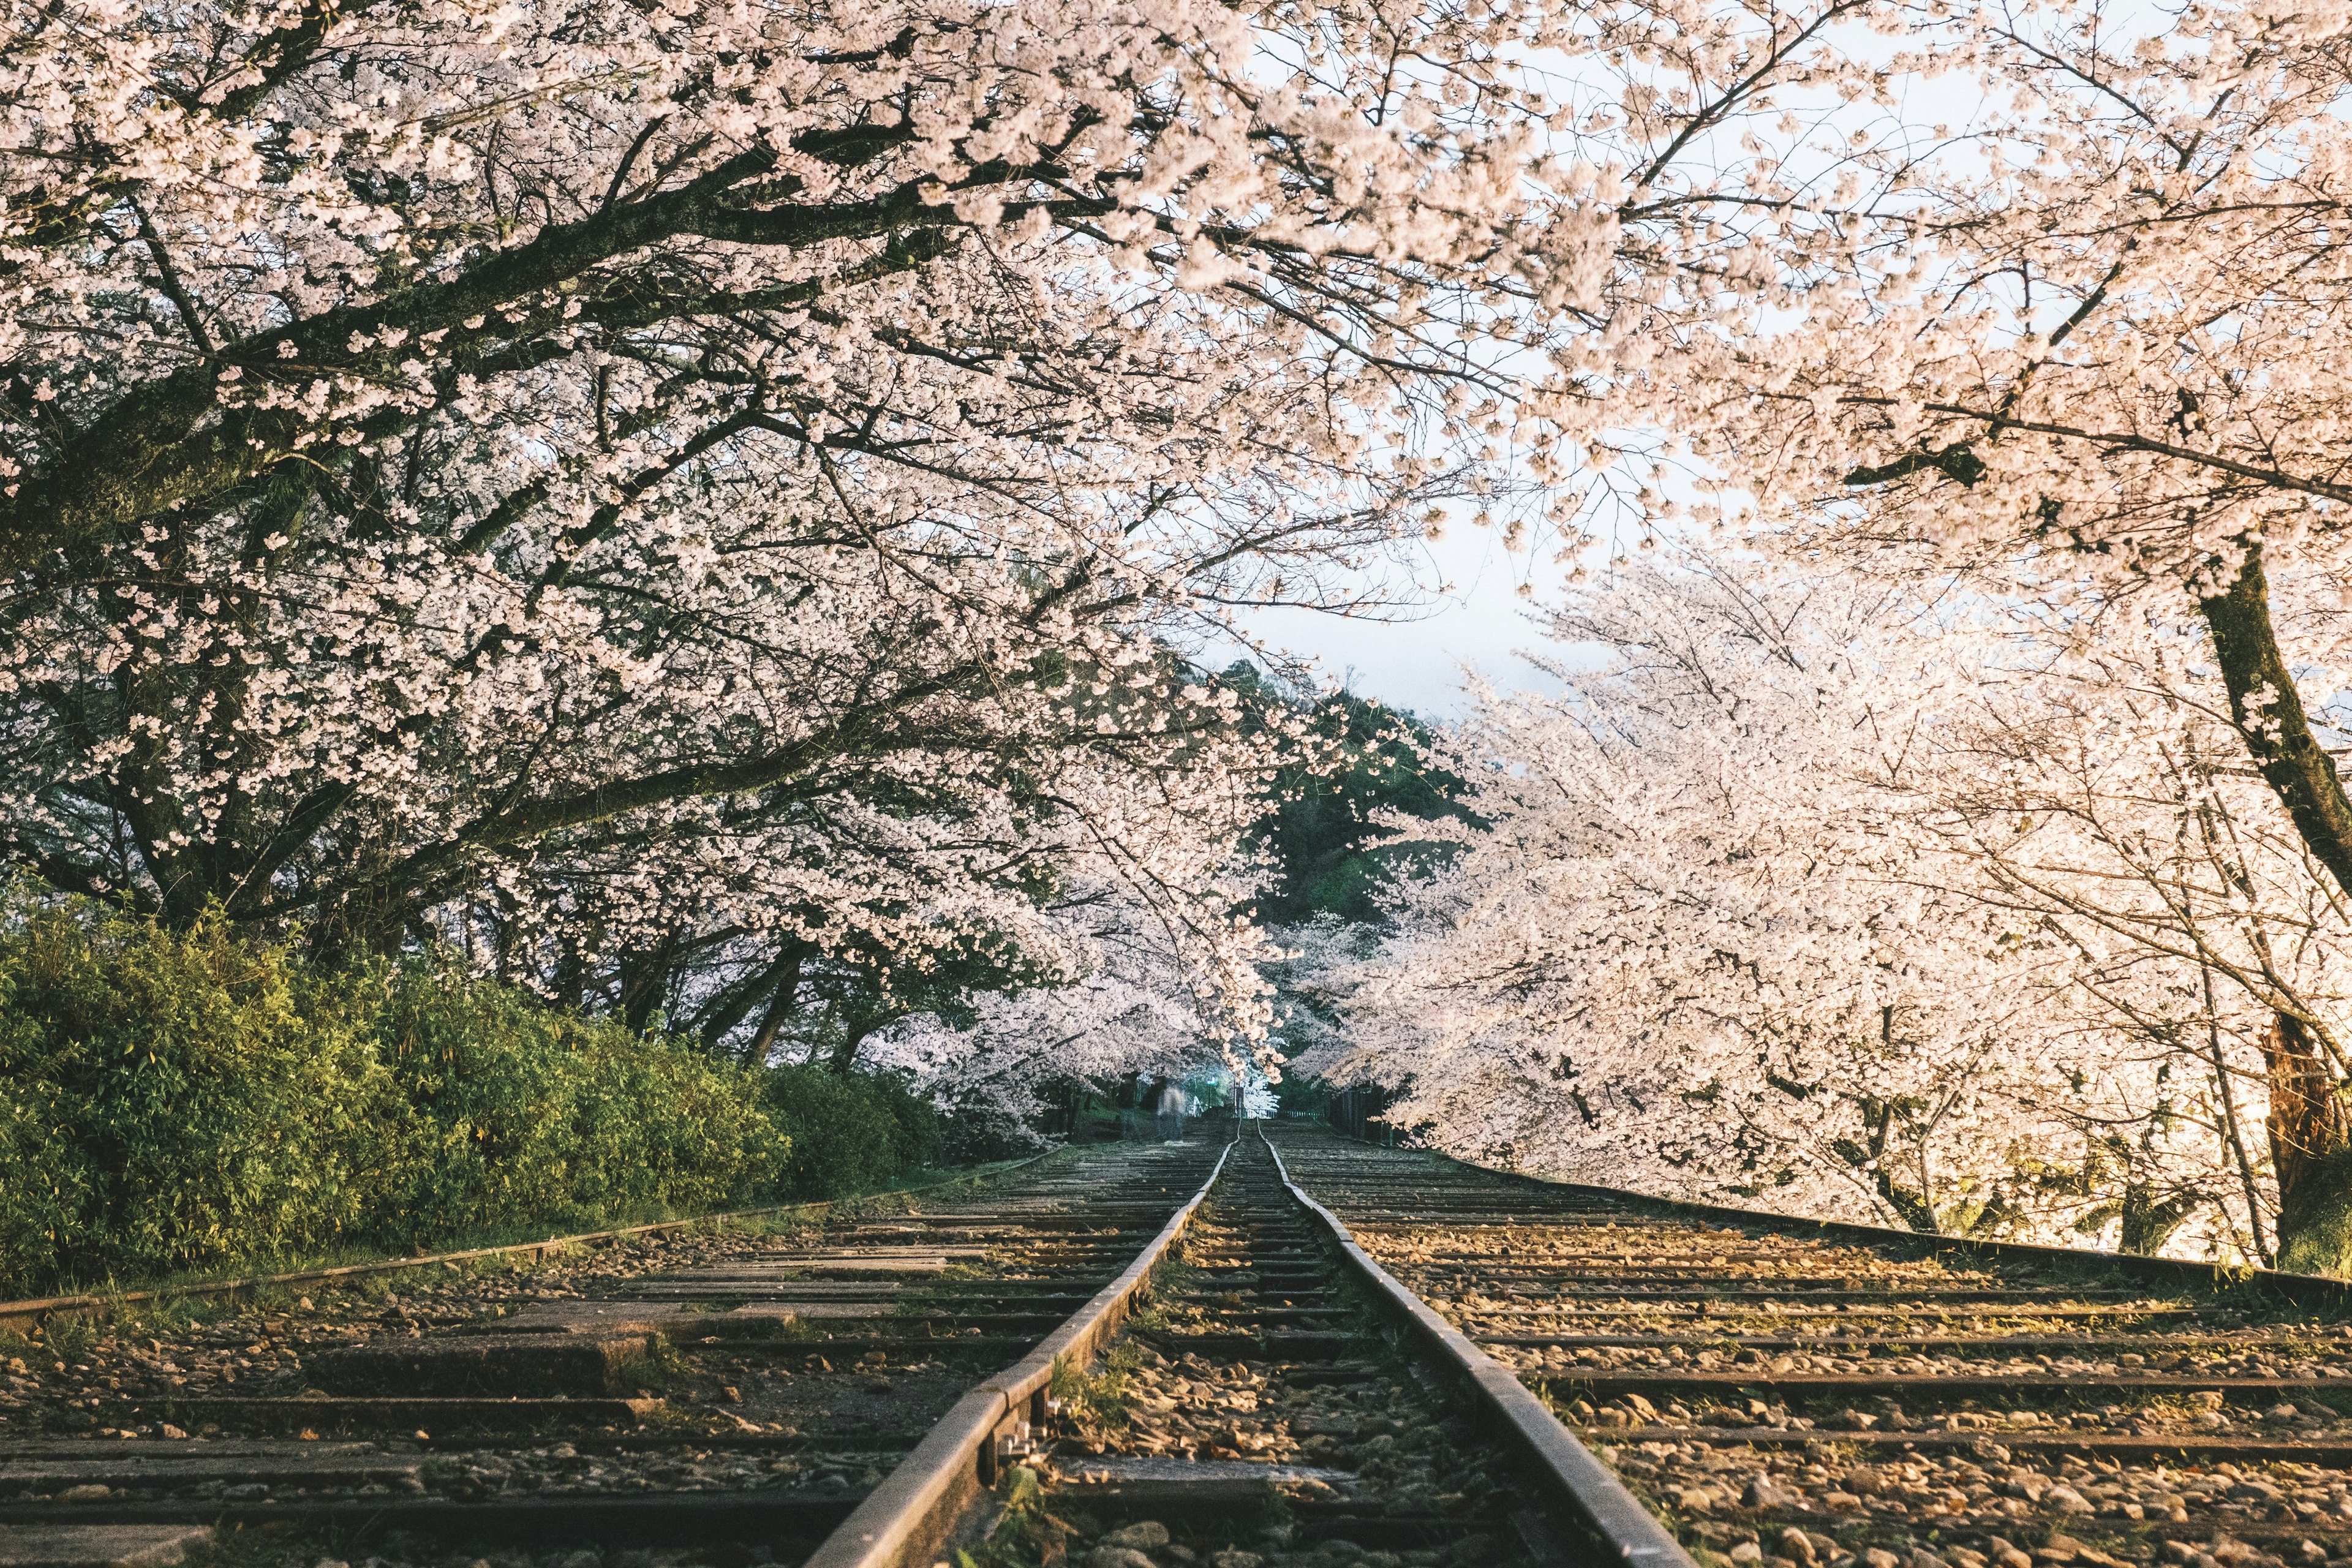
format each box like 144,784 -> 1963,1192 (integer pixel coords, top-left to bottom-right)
763,1063 -> 940,1198
0,888 -> 798,1295
372,968 -> 784,1241
0,899 -> 413,1293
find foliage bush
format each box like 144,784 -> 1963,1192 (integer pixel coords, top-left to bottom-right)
0,888 -> 942,1296
763,1063 -> 940,1198
0,897 -> 415,1294
371,971 -> 785,1240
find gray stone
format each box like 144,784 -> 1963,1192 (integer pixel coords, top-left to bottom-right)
1104,1523 -> 1171,1550
1085,1551 -> 1156,1568
0,1526 -> 214,1568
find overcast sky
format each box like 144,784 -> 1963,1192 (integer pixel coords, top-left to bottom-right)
1232,526 -> 1574,720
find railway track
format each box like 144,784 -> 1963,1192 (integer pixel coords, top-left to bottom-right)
1270,1123 -> 2352,1568
13,1118 -> 2352,1568
866,1123 -> 1610,1568
0,1137 -> 1226,1567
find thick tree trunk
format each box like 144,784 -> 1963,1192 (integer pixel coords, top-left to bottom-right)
2199,541 -> 2352,899
685,946 -> 802,1060
2260,1013 -> 2352,1273
744,971 -> 798,1068
619,932 -> 678,1035
303,843 -> 413,965
2198,543 -> 2352,1273
828,1012 -> 900,1075
2117,1180 -> 2199,1256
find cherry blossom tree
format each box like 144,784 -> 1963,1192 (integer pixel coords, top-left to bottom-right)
0,0 -> 1898,1058
1527,0 -> 2352,1263
865,875 -> 1281,1145
1904,569 -> 2352,1267
1297,552 -> 2339,1261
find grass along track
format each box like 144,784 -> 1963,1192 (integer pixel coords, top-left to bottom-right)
0,1156 -> 1064,1341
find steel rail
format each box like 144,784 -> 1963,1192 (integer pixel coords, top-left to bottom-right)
0,1152 -> 1059,1336
1259,1123 -> 1700,1568
801,1129 -> 1238,1568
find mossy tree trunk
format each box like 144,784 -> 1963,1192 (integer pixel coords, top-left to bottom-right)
2198,544 -> 2352,1273
2259,1014 -> 2352,1274
2116,1180 -> 2201,1257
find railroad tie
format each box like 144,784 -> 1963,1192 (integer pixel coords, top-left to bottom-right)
0,1137 -> 1234,1565
1272,1124 -> 2352,1568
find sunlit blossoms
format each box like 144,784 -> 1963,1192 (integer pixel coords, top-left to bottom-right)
29,0 -> 2352,1265
0,0 -> 1900,1079
1296,552 -> 2352,1265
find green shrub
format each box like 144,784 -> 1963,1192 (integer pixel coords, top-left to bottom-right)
372,963 -> 783,1241
0,888 -> 789,1296
764,1063 -> 940,1198
0,899 -> 410,1292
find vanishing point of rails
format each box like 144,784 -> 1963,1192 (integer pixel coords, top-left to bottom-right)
7,1120 -> 2351,1568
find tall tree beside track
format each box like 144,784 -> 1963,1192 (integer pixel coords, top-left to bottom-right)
0,0 -> 1891,1066
1632,2 -> 2352,1272
1297,552 -> 2352,1264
